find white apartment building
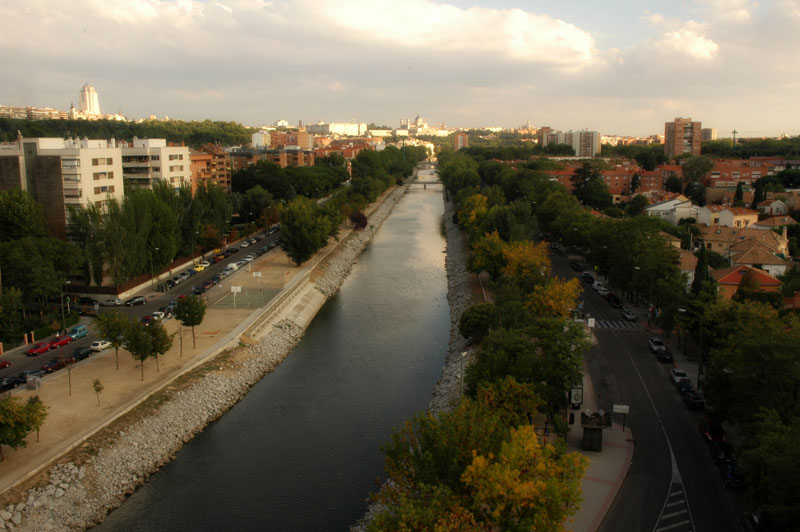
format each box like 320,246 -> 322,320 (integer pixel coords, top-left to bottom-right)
79,84 -> 101,116
121,138 -> 191,189
307,121 -> 368,136
251,130 -> 271,148
0,137 -> 124,238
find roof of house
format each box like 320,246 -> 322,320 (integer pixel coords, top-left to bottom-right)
696,224 -> 788,252
659,231 -> 682,243
725,207 -> 759,216
758,199 -> 784,207
731,246 -> 788,266
753,215 -> 799,228
712,265 -> 782,287
678,249 -> 699,271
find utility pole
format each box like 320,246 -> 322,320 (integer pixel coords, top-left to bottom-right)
731,129 -> 738,148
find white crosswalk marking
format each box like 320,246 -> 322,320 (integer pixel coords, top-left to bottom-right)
653,482 -> 694,532
594,320 -> 642,330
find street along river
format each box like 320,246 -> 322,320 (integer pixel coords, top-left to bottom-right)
93,185 -> 449,531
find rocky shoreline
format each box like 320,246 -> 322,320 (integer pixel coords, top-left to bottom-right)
2,184 -> 409,532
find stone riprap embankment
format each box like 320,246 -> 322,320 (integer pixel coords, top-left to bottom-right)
6,184 -> 407,532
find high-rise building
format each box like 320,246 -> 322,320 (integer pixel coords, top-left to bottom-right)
454,132 -> 469,151
121,138 -> 191,189
0,137 -> 123,238
79,84 -> 101,116
563,130 -> 600,157
701,128 -> 717,141
665,117 -> 702,159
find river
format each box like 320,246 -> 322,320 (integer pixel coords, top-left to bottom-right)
93,182 -> 448,531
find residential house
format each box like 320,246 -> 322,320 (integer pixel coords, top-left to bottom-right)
719,207 -> 759,229
696,205 -> 725,226
678,248 -> 699,289
757,199 -> 788,217
645,195 -> 695,225
697,224 -> 790,259
712,265 -> 781,300
728,239 -> 790,277
752,215 -> 798,231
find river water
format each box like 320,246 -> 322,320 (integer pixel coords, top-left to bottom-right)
93,183 -> 448,531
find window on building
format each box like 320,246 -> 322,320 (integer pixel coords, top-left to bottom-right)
151,155 -> 160,161
106,157 -> 113,165
92,158 -> 100,166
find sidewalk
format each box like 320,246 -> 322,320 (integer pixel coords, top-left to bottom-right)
566,360 -> 635,531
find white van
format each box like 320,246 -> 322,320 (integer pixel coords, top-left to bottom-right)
592,280 -> 605,292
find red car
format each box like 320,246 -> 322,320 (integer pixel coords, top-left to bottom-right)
26,342 -> 51,356
0,360 -> 10,369
49,335 -> 73,349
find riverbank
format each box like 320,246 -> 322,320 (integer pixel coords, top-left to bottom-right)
2,183 -> 409,532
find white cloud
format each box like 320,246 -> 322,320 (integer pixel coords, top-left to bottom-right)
694,0 -> 756,21
305,0 -> 597,69
637,14 -> 719,60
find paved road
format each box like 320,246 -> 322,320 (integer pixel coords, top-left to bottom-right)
549,248 -> 742,532
1,231 -> 281,383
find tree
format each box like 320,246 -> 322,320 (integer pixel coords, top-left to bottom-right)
148,320 -> 173,371
123,319 -> 152,381
459,303 -> 500,342
734,182 -> 744,205
501,240 -> 551,291
0,188 -> 48,242
526,277 -> 582,320
630,173 -> 641,192
681,155 -> 714,182
691,245 -> 711,295
0,394 -> 47,460
349,211 -> 368,230
279,197 -> 333,265
628,194 -> 649,216
664,174 -> 683,193
468,231 -> 506,280
174,294 -> 206,348
462,425 -> 587,531
94,310 -> 130,370
93,379 -> 104,406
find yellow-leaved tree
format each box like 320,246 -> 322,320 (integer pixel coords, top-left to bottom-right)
527,277 -> 582,319
462,425 -> 588,532
501,240 -> 551,290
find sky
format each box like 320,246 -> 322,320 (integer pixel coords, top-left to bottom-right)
2,0 -> 800,137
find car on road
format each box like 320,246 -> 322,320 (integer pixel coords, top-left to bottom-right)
199,260 -> 211,268
49,335 -> 72,349
67,324 -> 88,340
0,378 -> 16,392
0,360 -> 10,369
549,242 -> 559,250
141,315 -> 153,327
656,349 -> 674,363
26,342 -> 52,356
621,307 -> 636,321
240,241 -> 250,248
592,280 -> 605,291
596,286 -> 609,297
699,414 -> 727,444
607,294 -> 623,308
676,378 -> 694,395
101,297 -> 123,306
720,461 -> 746,488
193,263 -> 206,272
151,310 -> 165,321
41,357 -> 75,373
125,296 -> 147,306
670,368 -> 689,386
581,272 -> 594,284
14,369 -> 45,385
648,336 -> 666,353
683,390 -> 705,410
90,340 -> 111,352
569,261 -> 584,272
71,346 -> 93,361
168,299 -> 179,311
709,440 -> 736,466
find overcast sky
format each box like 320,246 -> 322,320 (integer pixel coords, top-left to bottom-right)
2,0 -> 799,137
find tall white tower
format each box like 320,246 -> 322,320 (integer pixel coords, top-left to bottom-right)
79,84 -> 101,116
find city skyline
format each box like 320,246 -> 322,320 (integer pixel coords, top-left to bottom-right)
2,0 -> 799,137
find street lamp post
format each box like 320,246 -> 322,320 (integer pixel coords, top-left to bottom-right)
59,280 -> 70,333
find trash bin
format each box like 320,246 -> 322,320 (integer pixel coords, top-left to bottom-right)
26,376 -> 41,390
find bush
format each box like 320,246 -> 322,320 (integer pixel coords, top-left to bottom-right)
459,303 -> 500,342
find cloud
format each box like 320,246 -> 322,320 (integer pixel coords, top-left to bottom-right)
305,0 -> 597,70
693,0 -> 756,21
637,14 -> 719,60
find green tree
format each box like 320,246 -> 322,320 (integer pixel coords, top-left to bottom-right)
279,197 -> 333,265
0,188 -> 48,242
681,155 -> 714,182
459,303 -> 500,342
123,319 -> 152,381
94,310 -> 130,370
174,294 -> 206,348
0,394 -> 47,460
93,379 -> 104,406
664,173 -> 683,193
148,320 -> 173,371
628,194 -> 649,216
691,245 -> 711,295
734,182 -> 744,205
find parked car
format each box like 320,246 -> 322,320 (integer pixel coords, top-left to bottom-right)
622,307 -> 636,321
168,299 -> 179,311
608,295 -> 623,308
71,346 -> 93,361
720,461 -> 747,488
14,369 -> 45,385
157,307 -> 173,319
657,349 -> 674,363
0,378 -> 16,392
710,440 -> 737,466
670,368 -> 689,386
101,297 -> 123,306
592,280 -> 605,291
0,360 -> 10,369
676,378 -> 694,395
49,335 -> 72,349
581,272 -> 594,284
649,336 -> 666,353
67,324 -> 88,340
193,263 -> 206,272
240,241 -> 250,248
699,414 -> 727,444
596,286 -> 609,297
549,242 -> 559,250
26,342 -> 52,356
152,310 -> 165,321
683,390 -> 705,410
125,296 -> 146,306
41,357 -> 74,373
141,315 -> 153,327
193,285 -> 206,295
90,340 -> 111,352
569,261 -> 584,272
